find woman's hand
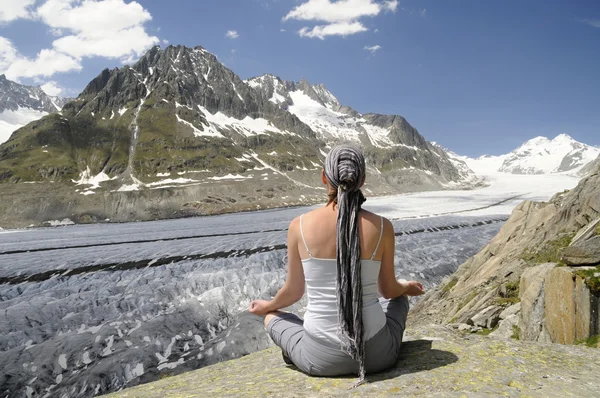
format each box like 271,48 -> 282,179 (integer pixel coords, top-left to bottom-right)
399,280 -> 425,296
249,300 -> 273,316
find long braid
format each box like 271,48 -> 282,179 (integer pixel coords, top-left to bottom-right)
324,144 -> 367,382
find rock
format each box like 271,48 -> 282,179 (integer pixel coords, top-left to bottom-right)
490,314 -> 519,339
499,302 -> 521,320
411,163 -> 600,329
468,305 -> 502,329
544,266 -> 600,344
457,323 -> 472,332
571,218 -> 600,245
562,236 -> 600,265
519,263 -> 555,342
105,324 -> 600,398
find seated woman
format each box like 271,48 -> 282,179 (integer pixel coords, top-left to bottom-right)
249,144 -> 424,383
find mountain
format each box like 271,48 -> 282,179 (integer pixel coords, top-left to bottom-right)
578,154 -> 600,177
457,134 -> 600,175
0,75 -> 70,144
0,45 -> 472,227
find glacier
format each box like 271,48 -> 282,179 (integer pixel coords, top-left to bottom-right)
0,173 -> 581,397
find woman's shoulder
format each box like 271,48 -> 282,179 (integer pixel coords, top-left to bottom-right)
359,210 -> 394,234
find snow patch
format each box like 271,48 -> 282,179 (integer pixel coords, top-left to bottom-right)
0,107 -> 49,144
208,174 -> 252,181
45,219 -> 75,227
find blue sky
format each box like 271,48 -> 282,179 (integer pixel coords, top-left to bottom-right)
0,0 -> 598,157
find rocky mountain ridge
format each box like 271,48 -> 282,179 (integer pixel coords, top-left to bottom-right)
0,44 -> 474,228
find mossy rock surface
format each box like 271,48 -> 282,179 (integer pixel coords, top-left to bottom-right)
104,324 -> 600,397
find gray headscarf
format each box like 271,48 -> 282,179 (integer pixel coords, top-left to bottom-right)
324,144 -> 368,382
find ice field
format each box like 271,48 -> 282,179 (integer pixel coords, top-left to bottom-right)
0,173 -> 581,397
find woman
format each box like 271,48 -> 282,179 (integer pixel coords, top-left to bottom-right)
249,144 -> 424,383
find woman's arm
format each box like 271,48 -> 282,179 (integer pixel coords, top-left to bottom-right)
378,218 -> 425,298
249,217 -> 306,315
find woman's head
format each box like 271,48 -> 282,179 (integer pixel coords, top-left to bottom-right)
323,144 -> 366,206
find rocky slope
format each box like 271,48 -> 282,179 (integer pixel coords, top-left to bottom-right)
0,75 -> 70,144
104,322 -> 600,397
457,134 -> 599,175
412,159 -> 600,342
0,45 -> 471,228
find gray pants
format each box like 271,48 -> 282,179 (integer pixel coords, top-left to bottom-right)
266,296 -> 409,376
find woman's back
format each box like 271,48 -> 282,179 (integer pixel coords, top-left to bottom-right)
297,208 -> 385,261
299,209 -> 387,344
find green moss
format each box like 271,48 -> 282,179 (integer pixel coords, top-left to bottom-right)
494,280 -> 520,306
494,297 -> 520,306
574,265 -> 600,295
475,325 -> 500,336
575,334 -> 600,348
442,277 -> 458,293
595,222 -> 600,236
511,325 -> 520,340
521,233 -> 575,266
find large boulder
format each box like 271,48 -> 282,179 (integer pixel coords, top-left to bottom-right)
519,263 -> 555,342
544,266 -> 600,344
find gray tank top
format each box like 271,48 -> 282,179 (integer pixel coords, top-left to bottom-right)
299,214 -> 386,345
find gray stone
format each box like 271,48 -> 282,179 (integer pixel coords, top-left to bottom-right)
570,217 -> 600,245
457,323 -> 472,332
499,302 -> 521,320
490,314 -> 519,339
563,236 -> 600,265
468,305 -> 502,329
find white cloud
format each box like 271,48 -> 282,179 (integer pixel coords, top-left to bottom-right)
49,27 -> 63,36
36,0 -> 159,62
53,26 -> 158,59
420,8 -> 427,18
363,44 -> 381,54
383,0 -> 398,13
0,36 -> 18,71
0,0 -> 160,81
0,37 -> 81,81
284,0 -> 381,23
578,19 -> 600,28
0,0 -> 36,23
283,0 -> 397,39
300,21 -> 368,39
41,81 -> 64,96
226,30 -> 239,39
4,48 -> 81,80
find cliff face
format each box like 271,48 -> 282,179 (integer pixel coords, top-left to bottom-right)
411,162 -> 600,344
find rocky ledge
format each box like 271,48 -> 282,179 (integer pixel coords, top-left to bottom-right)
104,322 -> 600,397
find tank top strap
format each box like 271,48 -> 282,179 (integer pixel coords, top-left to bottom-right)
370,216 -> 384,260
299,214 -> 313,258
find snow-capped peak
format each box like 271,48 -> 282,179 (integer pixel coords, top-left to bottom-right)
456,134 -> 599,175
499,134 -> 599,174
310,83 -> 340,109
